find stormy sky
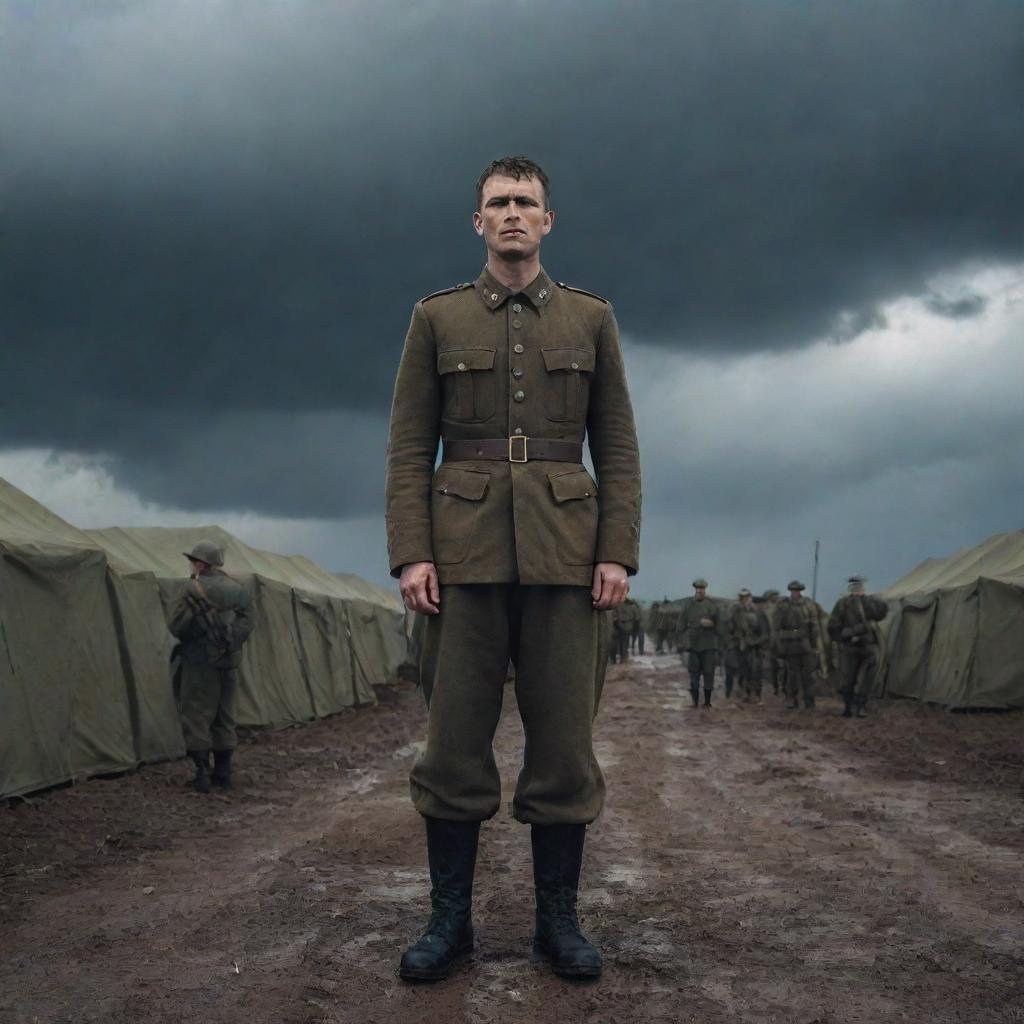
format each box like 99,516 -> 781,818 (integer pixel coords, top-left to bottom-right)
3,0 -> 1023,601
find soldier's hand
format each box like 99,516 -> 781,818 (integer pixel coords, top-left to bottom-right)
592,562 -> 629,610
400,561 -> 441,615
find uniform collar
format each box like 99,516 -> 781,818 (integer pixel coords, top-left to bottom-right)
475,266 -> 555,313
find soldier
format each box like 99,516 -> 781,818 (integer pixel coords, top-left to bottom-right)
730,588 -> 770,703
630,599 -> 645,656
385,156 -> 641,981
828,575 -> 888,718
761,589 -> 784,696
611,600 -> 635,663
774,580 -> 820,709
167,541 -> 255,793
677,578 -> 719,707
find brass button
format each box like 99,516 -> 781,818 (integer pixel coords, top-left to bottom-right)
513,320 -> 523,329
490,292 -> 498,301
584,492 -> 591,497
441,487 -> 448,494
513,390 -> 525,402
512,367 -> 524,379
570,361 -> 579,370
512,303 -> 522,313
513,343 -> 524,354
457,361 -> 467,371
513,427 -> 523,435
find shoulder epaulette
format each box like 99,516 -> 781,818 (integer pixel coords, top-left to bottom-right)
420,282 -> 473,303
556,282 -> 609,304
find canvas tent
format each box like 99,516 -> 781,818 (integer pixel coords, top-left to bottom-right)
882,528 -> 1024,708
0,477 -> 406,799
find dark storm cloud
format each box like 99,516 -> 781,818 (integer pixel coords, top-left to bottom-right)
922,292 -> 989,320
3,0 -> 1023,517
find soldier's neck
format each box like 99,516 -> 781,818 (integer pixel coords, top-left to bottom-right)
486,253 -> 542,293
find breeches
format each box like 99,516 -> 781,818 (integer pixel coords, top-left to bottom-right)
178,663 -> 238,751
840,645 -> 879,701
782,653 -> 817,703
411,583 -> 608,826
686,650 -> 717,689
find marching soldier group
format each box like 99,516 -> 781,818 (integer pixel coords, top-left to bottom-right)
621,575 -> 888,717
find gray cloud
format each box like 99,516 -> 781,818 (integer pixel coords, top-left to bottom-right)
923,292 -> 989,320
3,0 -> 1024,519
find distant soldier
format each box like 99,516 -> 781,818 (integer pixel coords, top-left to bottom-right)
677,578 -> 719,707
611,600 -> 638,663
168,541 -> 255,793
828,575 -> 888,718
761,589 -> 784,696
730,589 -> 770,703
654,597 -> 672,654
629,599 -> 646,655
773,580 -> 820,710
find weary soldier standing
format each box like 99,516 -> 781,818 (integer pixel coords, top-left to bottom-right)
385,156 -> 641,981
677,578 -> 719,707
773,580 -> 821,710
828,575 -> 888,718
168,541 -> 255,793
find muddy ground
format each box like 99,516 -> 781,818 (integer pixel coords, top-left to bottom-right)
2,656 -> 1023,1024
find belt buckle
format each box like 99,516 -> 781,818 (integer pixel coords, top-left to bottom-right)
508,435 -> 529,463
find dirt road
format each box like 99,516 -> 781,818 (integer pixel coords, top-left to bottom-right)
3,656 -> 1023,1023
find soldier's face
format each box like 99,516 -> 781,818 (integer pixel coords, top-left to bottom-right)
694,587 -> 706,599
473,174 -> 553,261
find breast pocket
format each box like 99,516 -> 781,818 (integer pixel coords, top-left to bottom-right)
438,349 -> 497,423
541,347 -> 595,422
431,467 -> 490,564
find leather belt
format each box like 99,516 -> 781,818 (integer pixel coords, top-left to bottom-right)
442,437 -> 583,464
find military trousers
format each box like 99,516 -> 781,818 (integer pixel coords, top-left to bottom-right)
782,652 -> 818,707
839,645 -> 880,703
739,648 -> 763,699
410,583 -> 608,826
685,650 -> 717,692
178,662 -> 238,751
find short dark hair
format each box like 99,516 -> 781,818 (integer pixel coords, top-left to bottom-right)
476,156 -> 551,210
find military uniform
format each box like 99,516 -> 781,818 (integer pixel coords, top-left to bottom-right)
773,581 -> 820,709
168,543 -> 255,791
828,578 -> 888,717
387,263 -> 640,819
729,592 -> 769,702
676,580 -> 719,706
613,598 -> 641,662
387,257 -> 640,982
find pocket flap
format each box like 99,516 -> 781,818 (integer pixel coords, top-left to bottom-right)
438,349 -> 496,374
548,469 -> 598,503
434,467 -> 490,501
541,348 -> 596,373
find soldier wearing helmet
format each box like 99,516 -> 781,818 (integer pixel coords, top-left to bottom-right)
168,541 -> 255,793
676,578 -> 720,707
827,575 -> 888,718
773,580 -> 821,710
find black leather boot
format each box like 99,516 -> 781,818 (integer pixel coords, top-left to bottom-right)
399,817 -> 479,981
689,683 -> 700,707
532,824 -> 602,979
855,698 -> 868,718
189,750 -> 211,794
211,749 -> 233,789
842,697 -> 853,717
703,688 -> 713,708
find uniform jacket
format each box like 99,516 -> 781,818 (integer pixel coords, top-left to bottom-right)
385,266 -> 641,586
773,597 -> 821,655
827,594 -> 888,649
613,598 -> 642,632
677,596 -> 720,652
168,569 -> 255,669
729,601 -> 768,651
